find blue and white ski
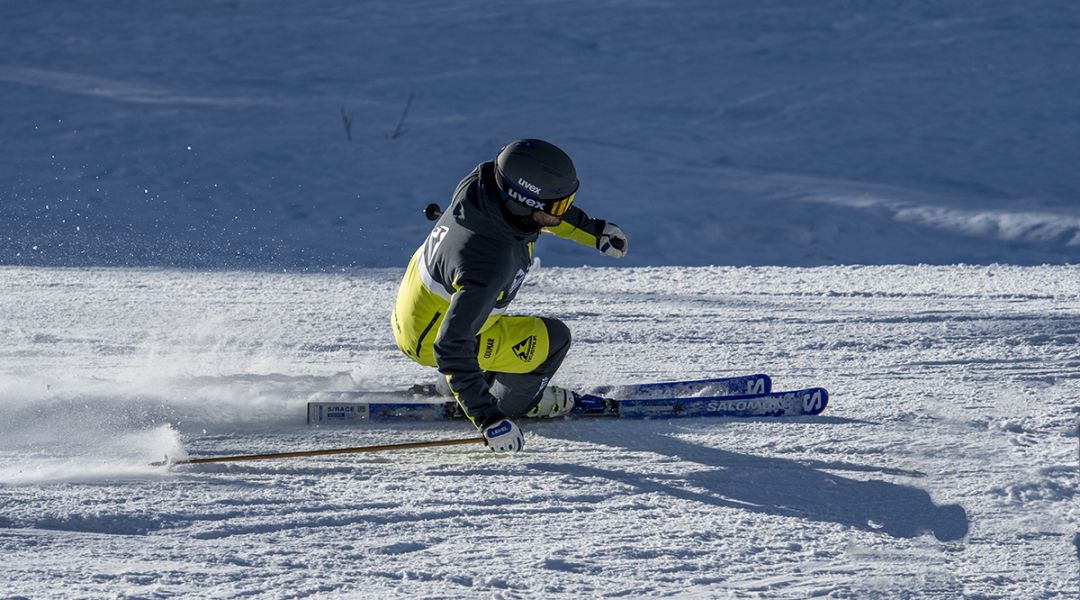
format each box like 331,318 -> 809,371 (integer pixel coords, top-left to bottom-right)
307,399 -> 458,423
586,373 -> 771,399
573,387 -> 828,419
306,374 -> 826,424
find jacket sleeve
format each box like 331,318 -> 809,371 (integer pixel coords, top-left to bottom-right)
544,205 -> 605,248
432,278 -> 502,427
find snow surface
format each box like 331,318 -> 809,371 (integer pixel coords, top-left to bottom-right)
2,0 -> 1080,598
2,265 -> 1078,598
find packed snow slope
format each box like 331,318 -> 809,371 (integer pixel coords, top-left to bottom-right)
2,0 -> 1079,268
1,265 -> 1078,598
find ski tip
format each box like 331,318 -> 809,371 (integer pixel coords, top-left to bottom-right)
805,387 -> 829,415
149,454 -> 174,468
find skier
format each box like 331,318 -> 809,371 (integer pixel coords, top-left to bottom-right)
390,139 -> 629,453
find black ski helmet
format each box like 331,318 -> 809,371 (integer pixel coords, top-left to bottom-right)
494,139 -> 579,217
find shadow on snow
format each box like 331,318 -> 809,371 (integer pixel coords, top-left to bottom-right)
534,421 -> 969,542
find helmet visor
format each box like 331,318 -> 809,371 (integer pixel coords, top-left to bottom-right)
547,193 -> 575,217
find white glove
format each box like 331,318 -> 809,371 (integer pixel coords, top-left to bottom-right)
481,416 -> 524,452
597,222 -> 628,259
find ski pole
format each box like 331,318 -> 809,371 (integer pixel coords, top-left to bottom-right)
151,435 -> 486,467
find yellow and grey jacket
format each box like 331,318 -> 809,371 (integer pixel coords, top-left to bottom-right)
391,161 -> 604,421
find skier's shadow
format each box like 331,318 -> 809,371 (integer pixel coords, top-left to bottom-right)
532,420 -> 969,542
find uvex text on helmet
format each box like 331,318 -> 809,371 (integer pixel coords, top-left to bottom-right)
494,139 -> 579,217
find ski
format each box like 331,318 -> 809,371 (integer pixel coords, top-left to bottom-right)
572,387 -> 828,419
306,385 -> 451,424
307,399 -> 462,424
306,378 -> 827,424
586,373 -> 771,399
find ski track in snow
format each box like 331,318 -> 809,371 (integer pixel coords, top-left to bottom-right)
1,265 -> 1077,598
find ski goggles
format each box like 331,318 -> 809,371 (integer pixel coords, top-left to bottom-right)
547,193 -> 575,217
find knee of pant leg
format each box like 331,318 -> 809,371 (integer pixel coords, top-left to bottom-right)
542,317 -> 571,357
